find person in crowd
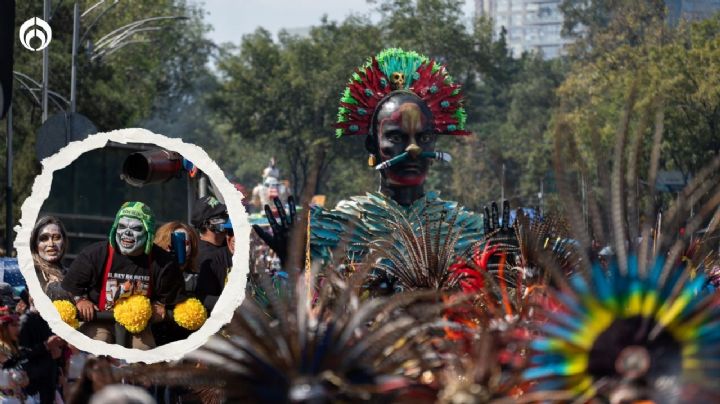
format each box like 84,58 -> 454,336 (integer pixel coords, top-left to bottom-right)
197,221 -> 233,312
191,195 -> 229,272
153,221 -> 200,293
62,202 -> 185,349
0,307 -> 27,403
0,283 -> 17,310
64,347 -> 88,399
66,356 -> 115,404
152,221 -> 200,344
89,384 -> 155,404
30,216 -> 70,294
17,290 -> 65,404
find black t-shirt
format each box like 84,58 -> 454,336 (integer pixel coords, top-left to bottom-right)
197,239 -> 226,272
62,241 -> 185,309
196,248 -> 232,312
18,310 -> 56,403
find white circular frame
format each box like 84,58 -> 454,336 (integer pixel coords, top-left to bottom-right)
15,128 -> 249,363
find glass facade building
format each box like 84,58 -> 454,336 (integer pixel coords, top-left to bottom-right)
476,0 -> 720,59
476,0 -> 572,59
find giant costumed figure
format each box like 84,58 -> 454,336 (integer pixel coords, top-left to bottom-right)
254,49 -> 494,294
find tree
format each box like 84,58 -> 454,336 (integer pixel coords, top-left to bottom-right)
559,0 -> 668,58
209,1 -> 514,206
1,0 -> 215,239
208,18 -> 383,204
550,7 -> 720,224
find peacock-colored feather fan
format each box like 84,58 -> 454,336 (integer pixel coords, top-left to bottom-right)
524,255 -> 720,403
523,81 -> 720,403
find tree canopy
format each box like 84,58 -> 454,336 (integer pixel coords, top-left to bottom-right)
4,0 -> 720,241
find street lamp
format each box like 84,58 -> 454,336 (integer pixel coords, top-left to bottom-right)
4,0 -> 186,253
13,71 -> 70,111
70,0 -> 186,112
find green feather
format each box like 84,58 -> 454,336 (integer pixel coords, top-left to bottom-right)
454,108 -> 467,129
375,48 -> 429,89
340,87 -> 358,105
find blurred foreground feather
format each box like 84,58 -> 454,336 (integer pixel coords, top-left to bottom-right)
523,88 -> 720,403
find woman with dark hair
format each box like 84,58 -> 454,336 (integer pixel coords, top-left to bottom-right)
30,216 -> 69,293
66,356 -> 115,404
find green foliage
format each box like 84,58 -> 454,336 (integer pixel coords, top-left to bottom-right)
209,0 -> 563,212
1,0 -> 215,240
3,0 -> 571,242
557,11 -> 720,171
208,17 -> 383,204
10,0 -> 718,245
559,0 -> 668,57
551,3 -> 720,222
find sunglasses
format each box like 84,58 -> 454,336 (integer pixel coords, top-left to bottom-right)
208,223 -> 226,233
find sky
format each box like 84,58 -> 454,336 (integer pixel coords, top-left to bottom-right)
198,0 -> 476,45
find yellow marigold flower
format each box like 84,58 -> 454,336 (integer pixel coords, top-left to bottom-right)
53,300 -> 80,329
173,297 -> 207,331
113,295 -> 152,334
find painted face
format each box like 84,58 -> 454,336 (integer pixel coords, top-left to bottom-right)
115,217 -> 147,256
37,224 -> 64,263
375,94 -> 436,186
174,228 -> 192,257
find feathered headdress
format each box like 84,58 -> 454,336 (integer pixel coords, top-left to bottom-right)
336,48 -> 470,138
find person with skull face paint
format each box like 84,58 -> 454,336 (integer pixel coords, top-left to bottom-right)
30,216 -> 71,296
254,49 -> 486,295
62,202 -> 185,349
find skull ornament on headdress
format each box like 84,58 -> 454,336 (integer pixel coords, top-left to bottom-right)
109,202 -> 156,256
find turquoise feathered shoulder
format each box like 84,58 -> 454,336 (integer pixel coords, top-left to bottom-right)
310,192 -> 484,263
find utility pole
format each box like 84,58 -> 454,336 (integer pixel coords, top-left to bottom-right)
42,0 -> 50,122
501,163 -> 506,201
70,1 -> 79,112
5,107 -> 12,254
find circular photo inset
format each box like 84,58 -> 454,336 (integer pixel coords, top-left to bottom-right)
15,129 -> 249,363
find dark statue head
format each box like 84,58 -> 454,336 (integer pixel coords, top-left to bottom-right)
366,91 -> 436,187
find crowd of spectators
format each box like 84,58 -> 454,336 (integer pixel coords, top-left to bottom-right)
0,195 -> 239,403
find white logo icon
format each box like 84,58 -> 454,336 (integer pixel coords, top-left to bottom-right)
19,17 -> 52,52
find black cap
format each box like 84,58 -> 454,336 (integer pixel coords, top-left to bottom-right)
0,282 -> 13,297
0,283 -> 14,308
191,195 -> 228,228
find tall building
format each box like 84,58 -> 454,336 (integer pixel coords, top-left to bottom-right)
476,0 -> 572,59
476,0 -> 720,59
666,0 -> 720,23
